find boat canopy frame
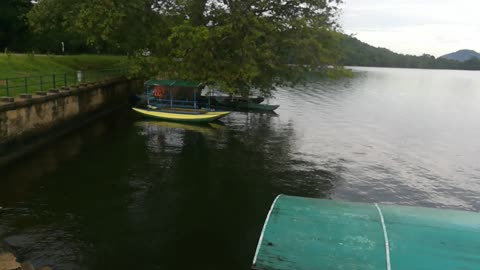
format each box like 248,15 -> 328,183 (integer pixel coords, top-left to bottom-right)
144,80 -> 205,110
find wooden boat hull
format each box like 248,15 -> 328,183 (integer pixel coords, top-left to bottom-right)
215,97 -> 279,111
236,102 -> 279,111
132,107 -> 230,123
198,95 -> 265,104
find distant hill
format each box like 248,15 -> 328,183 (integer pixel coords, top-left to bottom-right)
339,35 -> 480,70
440,50 -> 480,62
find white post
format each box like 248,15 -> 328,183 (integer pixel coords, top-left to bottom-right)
77,70 -> 83,83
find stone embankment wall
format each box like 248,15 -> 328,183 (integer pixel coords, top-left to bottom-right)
0,78 -> 142,166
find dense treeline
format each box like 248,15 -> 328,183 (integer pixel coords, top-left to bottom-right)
3,0 -> 478,95
0,0 -> 120,54
0,0 -> 32,52
24,0 -> 346,96
2,0 -> 347,95
340,35 -> 480,70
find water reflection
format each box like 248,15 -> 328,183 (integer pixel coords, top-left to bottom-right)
136,120 -> 226,137
276,67 -> 480,211
1,106 -> 327,269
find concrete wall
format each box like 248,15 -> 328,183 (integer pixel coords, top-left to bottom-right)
0,78 -> 142,165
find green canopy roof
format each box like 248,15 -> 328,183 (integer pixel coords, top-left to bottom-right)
253,195 -> 480,270
144,79 -> 203,88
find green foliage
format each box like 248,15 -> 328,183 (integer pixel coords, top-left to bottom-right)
0,0 -> 33,51
157,0 -> 347,95
29,0 -> 346,95
0,0 -> 91,53
28,0 -> 157,54
462,57 -> 480,70
340,35 -> 480,70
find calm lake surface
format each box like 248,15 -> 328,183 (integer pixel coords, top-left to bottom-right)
1,67 -> 480,269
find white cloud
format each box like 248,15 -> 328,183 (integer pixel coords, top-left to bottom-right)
340,0 -> 480,56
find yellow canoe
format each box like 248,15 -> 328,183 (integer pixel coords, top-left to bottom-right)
132,107 -> 230,123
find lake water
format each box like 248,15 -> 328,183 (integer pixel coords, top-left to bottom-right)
1,67 -> 480,269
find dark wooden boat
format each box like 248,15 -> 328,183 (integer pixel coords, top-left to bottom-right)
214,96 -> 279,112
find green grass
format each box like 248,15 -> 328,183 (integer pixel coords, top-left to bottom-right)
0,54 -> 126,77
0,54 -> 128,97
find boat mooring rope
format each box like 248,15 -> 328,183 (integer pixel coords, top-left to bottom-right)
375,203 -> 392,270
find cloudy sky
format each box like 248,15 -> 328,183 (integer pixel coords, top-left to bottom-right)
340,0 -> 480,57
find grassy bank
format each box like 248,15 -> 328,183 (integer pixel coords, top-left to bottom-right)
0,54 -> 126,78
0,54 -> 128,97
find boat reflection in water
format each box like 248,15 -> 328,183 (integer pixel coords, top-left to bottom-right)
135,120 -> 226,137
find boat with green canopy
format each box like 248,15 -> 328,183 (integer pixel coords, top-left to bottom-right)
253,195 -> 480,270
132,80 -> 230,123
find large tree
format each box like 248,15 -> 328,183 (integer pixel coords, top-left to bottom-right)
0,0 -> 33,51
29,0 -> 345,95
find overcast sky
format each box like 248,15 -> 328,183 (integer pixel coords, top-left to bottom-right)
340,0 -> 480,57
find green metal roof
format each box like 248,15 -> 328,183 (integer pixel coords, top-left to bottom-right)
253,195 -> 480,270
144,79 -> 202,88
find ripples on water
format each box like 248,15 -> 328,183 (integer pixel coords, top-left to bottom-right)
1,67 -> 480,269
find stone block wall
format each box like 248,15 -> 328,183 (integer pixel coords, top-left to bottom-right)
0,78 -> 142,165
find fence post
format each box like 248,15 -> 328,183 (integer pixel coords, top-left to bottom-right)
25,77 -> 28,93
53,74 -> 56,89
77,70 -> 83,83
40,76 -> 43,91
6,79 -> 9,97
64,73 -> 67,87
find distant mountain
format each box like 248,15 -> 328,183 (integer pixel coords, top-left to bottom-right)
440,50 -> 480,62
339,35 -> 480,70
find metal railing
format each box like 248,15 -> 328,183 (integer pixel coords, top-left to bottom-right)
0,68 -> 129,97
